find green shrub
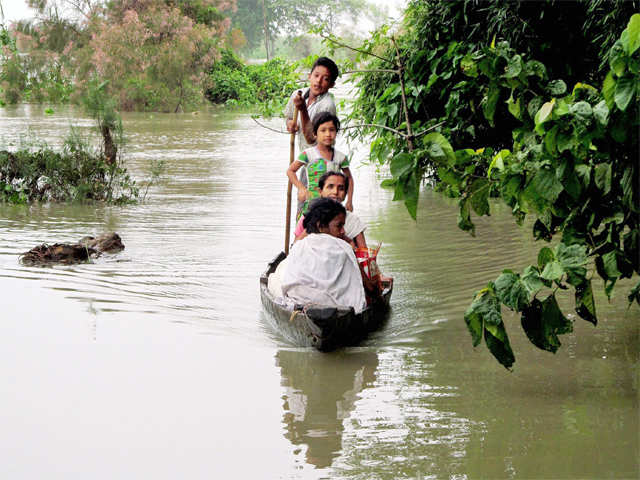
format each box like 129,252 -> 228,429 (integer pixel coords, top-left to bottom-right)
205,49 -> 300,107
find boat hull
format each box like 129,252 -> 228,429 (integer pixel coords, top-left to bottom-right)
260,252 -> 392,351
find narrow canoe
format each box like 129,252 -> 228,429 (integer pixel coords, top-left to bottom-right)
259,251 -> 393,351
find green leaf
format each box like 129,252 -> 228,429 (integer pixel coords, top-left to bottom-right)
484,321 -> 515,370
548,79 -> 567,96
528,97 -> 544,120
541,261 -> 563,282
569,101 -> 593,124
507,93 -> 521,119
544,294 -> 573,334
544,125 -> 559,155
469,178 -> 490,216
534,100 -> 555,126
601,250 -> 622,279
575,164 -> 591,189
483,83 -> 500,127
426,142 -> 447,164
525,59 -> 546,79
556,132 -> 577,153
460,53 -> 478,77
380,178 -> 396,190
604,278 -> 617,300
390,152 -> 414,178
532,168 -> 563,202
553,98 -> 571,117
400,169 -> 420,220
614,77 -> 636,111
627,14 -> 640,55
628,280 -> 640,306
437,166 -> 461,193
521,265 -> 544,297
504,54 -> 523,78
602,71 -> 616,109
609,41 -> 626,77
469,285 -> 503,326
454,148 -> 477,166
593,100 -> 609,126
594,163 -> 612,195
556,243 -> 588,286
558,160 -> 581,200
495,272 -> 530,312
392,180 -> 405,201
457,197 -> 475,236
533,219 -> 553,242
621,167 -> 635,210
380,84 -> 401,101
488,149 -> 509,176
575,280 -> 597,325
426,72 -> 438,90
521,295 -> 572,353
464,305 -> 483,347
423,132 -> 455,165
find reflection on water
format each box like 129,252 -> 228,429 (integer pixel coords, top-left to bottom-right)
0,104 -> 637,479
277,349 -> 379,470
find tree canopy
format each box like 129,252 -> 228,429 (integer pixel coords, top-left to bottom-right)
231,0 -> 384,58
342,0 -> 639,368
1,0 -> 236,110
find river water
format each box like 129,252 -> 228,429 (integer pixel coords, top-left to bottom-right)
0,104 -> 637,479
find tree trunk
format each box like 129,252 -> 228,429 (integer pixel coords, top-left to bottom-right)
261,0 -> 270,60
101,125 -> 117,165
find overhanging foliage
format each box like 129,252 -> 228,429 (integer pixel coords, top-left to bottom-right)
342,0 -> 639,369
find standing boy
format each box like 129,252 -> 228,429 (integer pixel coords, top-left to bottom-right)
284,57 -> 339,151
284,57 -> 340,215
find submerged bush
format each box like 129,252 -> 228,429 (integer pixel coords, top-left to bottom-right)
0,133 -> 138,204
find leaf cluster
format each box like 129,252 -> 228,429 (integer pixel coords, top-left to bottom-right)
343,1 -> 639,368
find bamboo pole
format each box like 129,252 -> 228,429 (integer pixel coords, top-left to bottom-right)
285,103 -> 300,255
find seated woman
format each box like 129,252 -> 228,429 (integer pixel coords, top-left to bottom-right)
281,198 -> 377,313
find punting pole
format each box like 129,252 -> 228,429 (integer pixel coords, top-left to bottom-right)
285,97 -> 300,255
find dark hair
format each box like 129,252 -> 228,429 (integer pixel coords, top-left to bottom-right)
313,112 -> 340,135
311,57 -> 339,83
318,171 -> 349,192
303,198 -> 346,234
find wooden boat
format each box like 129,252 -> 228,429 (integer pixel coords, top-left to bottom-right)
260,251 -> 393,351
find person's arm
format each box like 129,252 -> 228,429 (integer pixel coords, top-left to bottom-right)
293,216 -> 308,243
293,94 -> 315,144
342,167 -> 354,212
353,231 -> 367,249
287,161 -> 310,203
284,92 -> 298,133
294,230 -> 309,243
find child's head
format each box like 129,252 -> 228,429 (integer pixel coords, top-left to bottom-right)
313,112 -> 340,135
308,57 -> 339,96
317,172 -> 348,202
311,57 -> 339,84
303,197 -> 346,237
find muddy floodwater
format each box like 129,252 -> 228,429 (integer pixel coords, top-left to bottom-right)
0,104 -> 637,479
